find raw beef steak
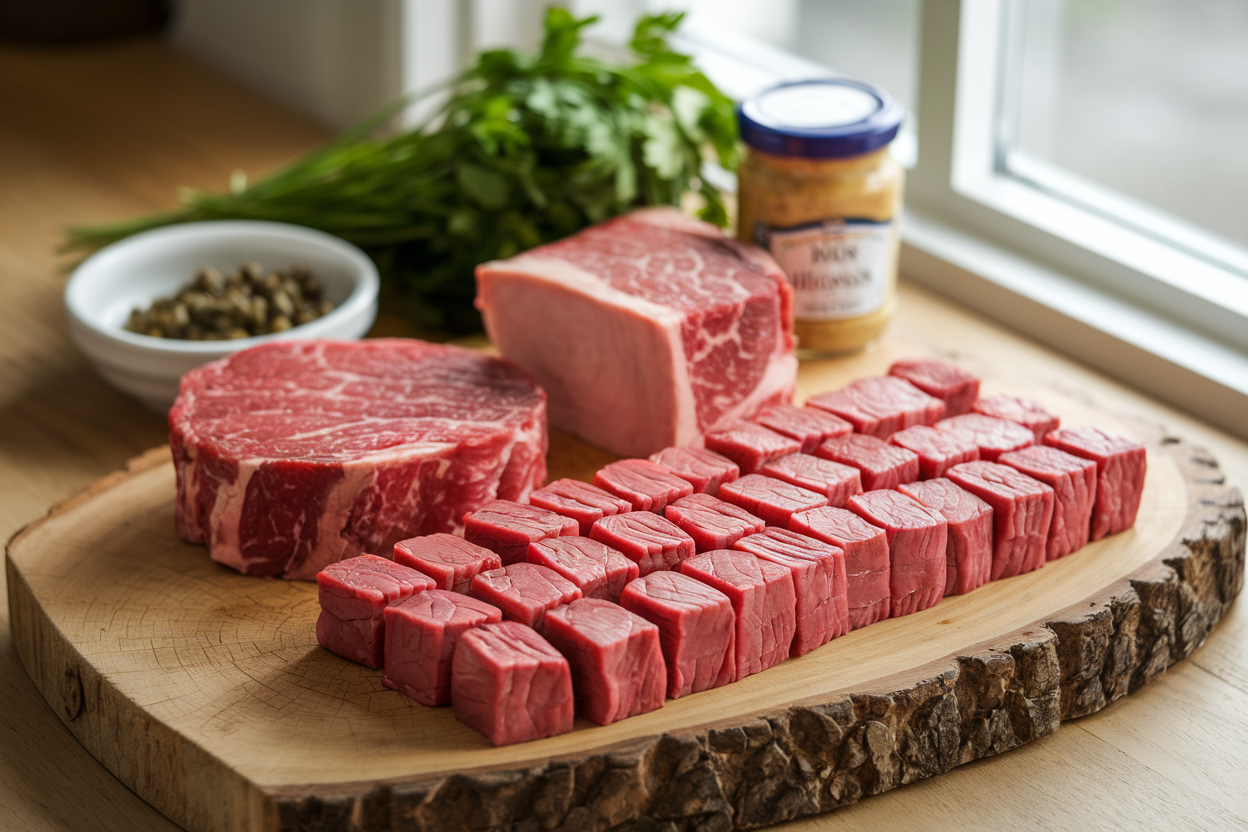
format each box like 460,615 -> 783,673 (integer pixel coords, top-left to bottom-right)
758,453 -> 862,507
806,376 -> 945,439
816,433 -> 920,491
648,446 -> 741,495
789,506 -> 890,629
679,549 -> 797,680
452,621 -> 574,746
848,490 -> 948,617
527,536 -> 639,603
734,529 -> 851,654
888,359 -> 980,417
888,425 -> 980,480
463,500 -> 578,565
528,478 -> 632,535
393,533 -> 501,593
897,479 -> 993,596
972,394 -> 1059,442
752,403 -> 852,453
999,445 -> 1097,560
469,563 -> 582,629
590,511 -> 697,576
1044,427 -> 1146,540
936,413 -> 1034,462
703,421 -> 802,475
316,554 -> 435,668
383,589 -> 501,706
170,339 -> 546,581
664,493 -> 766,552
946,461 -> 1055,580
542,598 -> 667,725
718,473 -> 829,527
620,571 -> 736,698
593,458 -> 694,512
476,207 -> 797,457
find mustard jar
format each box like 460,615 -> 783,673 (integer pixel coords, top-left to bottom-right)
736,78 -> 905,355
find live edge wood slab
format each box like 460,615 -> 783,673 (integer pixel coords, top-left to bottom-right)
6,389 -> 1244,832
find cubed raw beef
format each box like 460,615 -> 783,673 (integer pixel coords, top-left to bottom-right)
734,529 -> 850,653
171,339 -> 548,581
542,598 -> 666,725
897,479 -> 993,596
999,445 -> 1097,560
753,404 -> 852,453
718,473 -> 829,527
946,461 -> 1055,580
526,536 -> 639,603
973,394 -> 1059,442
1044,427 -> 1146,540
888,424 -> 981,480
593,458 -> 695,513
816,433 -> 920,491
476,207 -> 797,458
469,563 -> 582,629
619,571 -> 736,698
806,376 -> 945,439
888,359 -> 980,417
451,621 -> 574,746
664,493 -> 766,552
758,452 -> 863,507
789,506 -> 890,629
936,413 -> 1034,462
393,533 -> 501,593
590,511 -> 697,576
383,590 -> 501,705
648,446 -> 741,495
703,421 -> 803,475
679,549 -> 796,680
316,554 -> 436,668
528,478 -> 632,535
848,490 -> 947,617
463,500 -> 578,565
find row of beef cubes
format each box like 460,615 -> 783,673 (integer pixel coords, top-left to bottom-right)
315,359 -> 1147,746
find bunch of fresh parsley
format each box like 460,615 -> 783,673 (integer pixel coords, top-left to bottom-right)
64,9 -> 740,333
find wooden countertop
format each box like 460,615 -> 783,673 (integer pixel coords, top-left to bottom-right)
1,37 -> 1244,831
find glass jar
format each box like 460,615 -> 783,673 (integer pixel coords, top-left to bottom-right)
737,79 -> 905,355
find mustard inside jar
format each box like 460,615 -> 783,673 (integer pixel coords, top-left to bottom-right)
736,79 -> 905,356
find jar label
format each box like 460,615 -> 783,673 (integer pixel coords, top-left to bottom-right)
755,218 -> 894,320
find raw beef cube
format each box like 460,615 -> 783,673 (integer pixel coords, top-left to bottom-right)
936,413 -> 1034,462
816,433 -> 920,491
758,452 -> 863,507
451,621 -> 574,746
789,506 -> 890,629
753,404 -> 852,453
542,598 -> 666,725
316,554 -> 436,668
703,421 -> 803,475
888,359 -> 980,417
806,376 -> 945,439
973,394 -> 1059,442
664,493 -> 766,552
946,461 -> 1055,580
734,529 -> 851,653
848,490 -> 947,617
463,500 -> 578,565
528,478 -> 632,535
383,590 -> 502,706
897,479 -> 993,596
590,511 -> 697,576
889,425 -> 981,480
476,207 -> 797,458
718,473 -> 829,527
171,339 -> 547,581
999,445 -> 1097,560
526,536 -> 639,603
1044,427 -> 1146,539
648,446 -> 741,495
393,533 -> 502,593
679,549 -> 796,680
593,458 -> 695,513
469,563 -> 582,629
619,571 -> 735,698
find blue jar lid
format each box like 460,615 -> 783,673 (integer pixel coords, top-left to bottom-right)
737,78 -> 904,159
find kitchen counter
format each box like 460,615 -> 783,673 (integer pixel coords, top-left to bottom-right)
1,37 -> 1244,831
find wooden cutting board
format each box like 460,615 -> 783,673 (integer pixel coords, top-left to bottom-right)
6,361 -> 1244,832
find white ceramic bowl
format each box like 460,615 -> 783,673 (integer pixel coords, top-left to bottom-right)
65,220 -> 379,411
